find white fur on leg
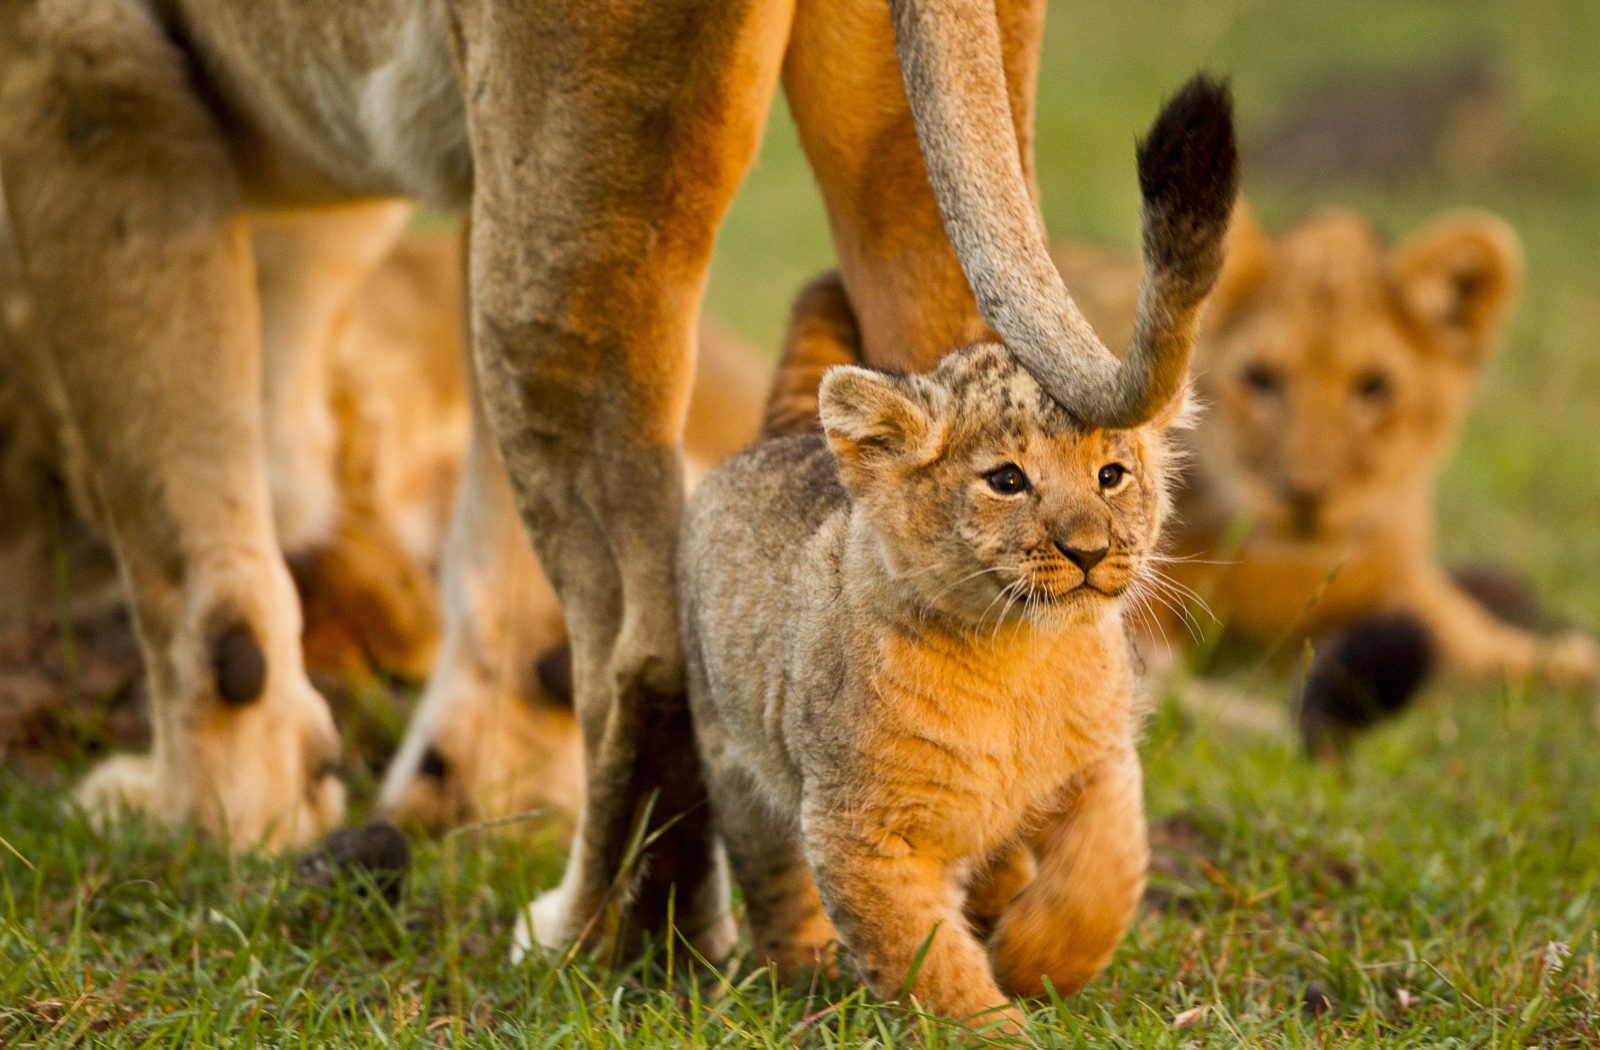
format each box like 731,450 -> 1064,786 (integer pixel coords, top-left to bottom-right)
511,879 -> 575,963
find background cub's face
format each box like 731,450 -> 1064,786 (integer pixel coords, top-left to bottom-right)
820,344 -> 1179,629
1194,208 -> 1521,540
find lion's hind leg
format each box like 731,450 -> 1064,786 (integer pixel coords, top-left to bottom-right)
452,0 -> 790,953
0,0 -> 341,848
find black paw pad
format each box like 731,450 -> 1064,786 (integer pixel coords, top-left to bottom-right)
211,623 -> 267,706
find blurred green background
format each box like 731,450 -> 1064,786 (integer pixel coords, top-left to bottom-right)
705,0 -> 1600,622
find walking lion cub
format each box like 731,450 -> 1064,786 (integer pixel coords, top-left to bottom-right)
679,79 -> 1236,1028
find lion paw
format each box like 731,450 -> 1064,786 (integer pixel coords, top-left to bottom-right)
511,882 -> 575,963
1541,632 -> 1600,690
74,683 -> 346,851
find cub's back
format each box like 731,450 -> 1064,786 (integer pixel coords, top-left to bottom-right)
680,433 -> 847,638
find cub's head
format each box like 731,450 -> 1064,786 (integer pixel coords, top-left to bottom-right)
819,343 -> 1185,629
1194,207 -> 1521,539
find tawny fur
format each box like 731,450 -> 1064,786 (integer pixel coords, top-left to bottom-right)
682,340 -> 1178,1029
1,221 -> 773,831
0,0 -> 1211,953
1049,207 -> 1600,687
681,85 -> 1235,1029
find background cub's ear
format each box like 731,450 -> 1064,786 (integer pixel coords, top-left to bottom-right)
819,366 -> 940,477
1202,201 -> 1272,333
1390,211 -> 1523,366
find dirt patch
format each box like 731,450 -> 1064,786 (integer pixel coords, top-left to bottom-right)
0,605 -> 148,779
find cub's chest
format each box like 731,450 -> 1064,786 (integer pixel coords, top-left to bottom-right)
861,623 -> 1133,809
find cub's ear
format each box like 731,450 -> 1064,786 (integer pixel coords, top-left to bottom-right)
818,366 -> 940,474
1203,200 -> 1272,330
1390,211 -> 1523,366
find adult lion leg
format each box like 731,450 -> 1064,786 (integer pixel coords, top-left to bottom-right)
253,202 -> 440,682
990,747 -> 1148,999
0,2 -> 341,848
784,0 -> 1046,366
381,316 -> 770,832
253,202 -> 412,555
450,0 -> 790,953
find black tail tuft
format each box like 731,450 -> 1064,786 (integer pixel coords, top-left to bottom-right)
1297,613 -> 1436,759
1135,75 -> 1240,301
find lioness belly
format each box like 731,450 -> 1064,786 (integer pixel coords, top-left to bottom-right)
168,0 -> 469,204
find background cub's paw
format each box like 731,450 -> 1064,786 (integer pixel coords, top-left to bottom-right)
1540,632 -> 1600,689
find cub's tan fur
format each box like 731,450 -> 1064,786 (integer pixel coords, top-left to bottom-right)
1051,208 -> 1600,686
683,341 -> 1176,1027
679,84 -> 1235,1027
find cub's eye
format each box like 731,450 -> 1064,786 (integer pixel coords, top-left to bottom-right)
984,464 -> 1030,496
1097,463 -> 1130,491
1353,370 -> 1392,402
1243,362 -> 1283,396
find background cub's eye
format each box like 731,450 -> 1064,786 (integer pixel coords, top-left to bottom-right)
984,465 -> 1030,495
1353,370 -> 1392,402
1097,464 -> 1129,490
1243,362 -> 1283,396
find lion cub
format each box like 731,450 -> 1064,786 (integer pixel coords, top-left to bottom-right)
679,78 -> 1235,1028
681,340 -> 1184,1024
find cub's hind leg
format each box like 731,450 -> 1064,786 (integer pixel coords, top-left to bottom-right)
990,746 -> 1148,998
0,1 -> 340,847
702,758 -> 838,979
963,840 -> 1036,941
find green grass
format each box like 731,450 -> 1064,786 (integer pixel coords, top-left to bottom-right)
5,0 -> 1600,1045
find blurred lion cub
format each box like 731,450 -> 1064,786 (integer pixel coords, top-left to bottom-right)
679,80 -> 1235,1028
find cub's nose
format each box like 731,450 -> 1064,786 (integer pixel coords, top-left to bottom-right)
1055,540 -> 1108,573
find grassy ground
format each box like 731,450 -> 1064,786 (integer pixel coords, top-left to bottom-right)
4,0 -> 1599,1046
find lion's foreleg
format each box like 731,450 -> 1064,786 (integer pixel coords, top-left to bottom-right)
451,0 -> 791,953
0,1 -> 341,847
